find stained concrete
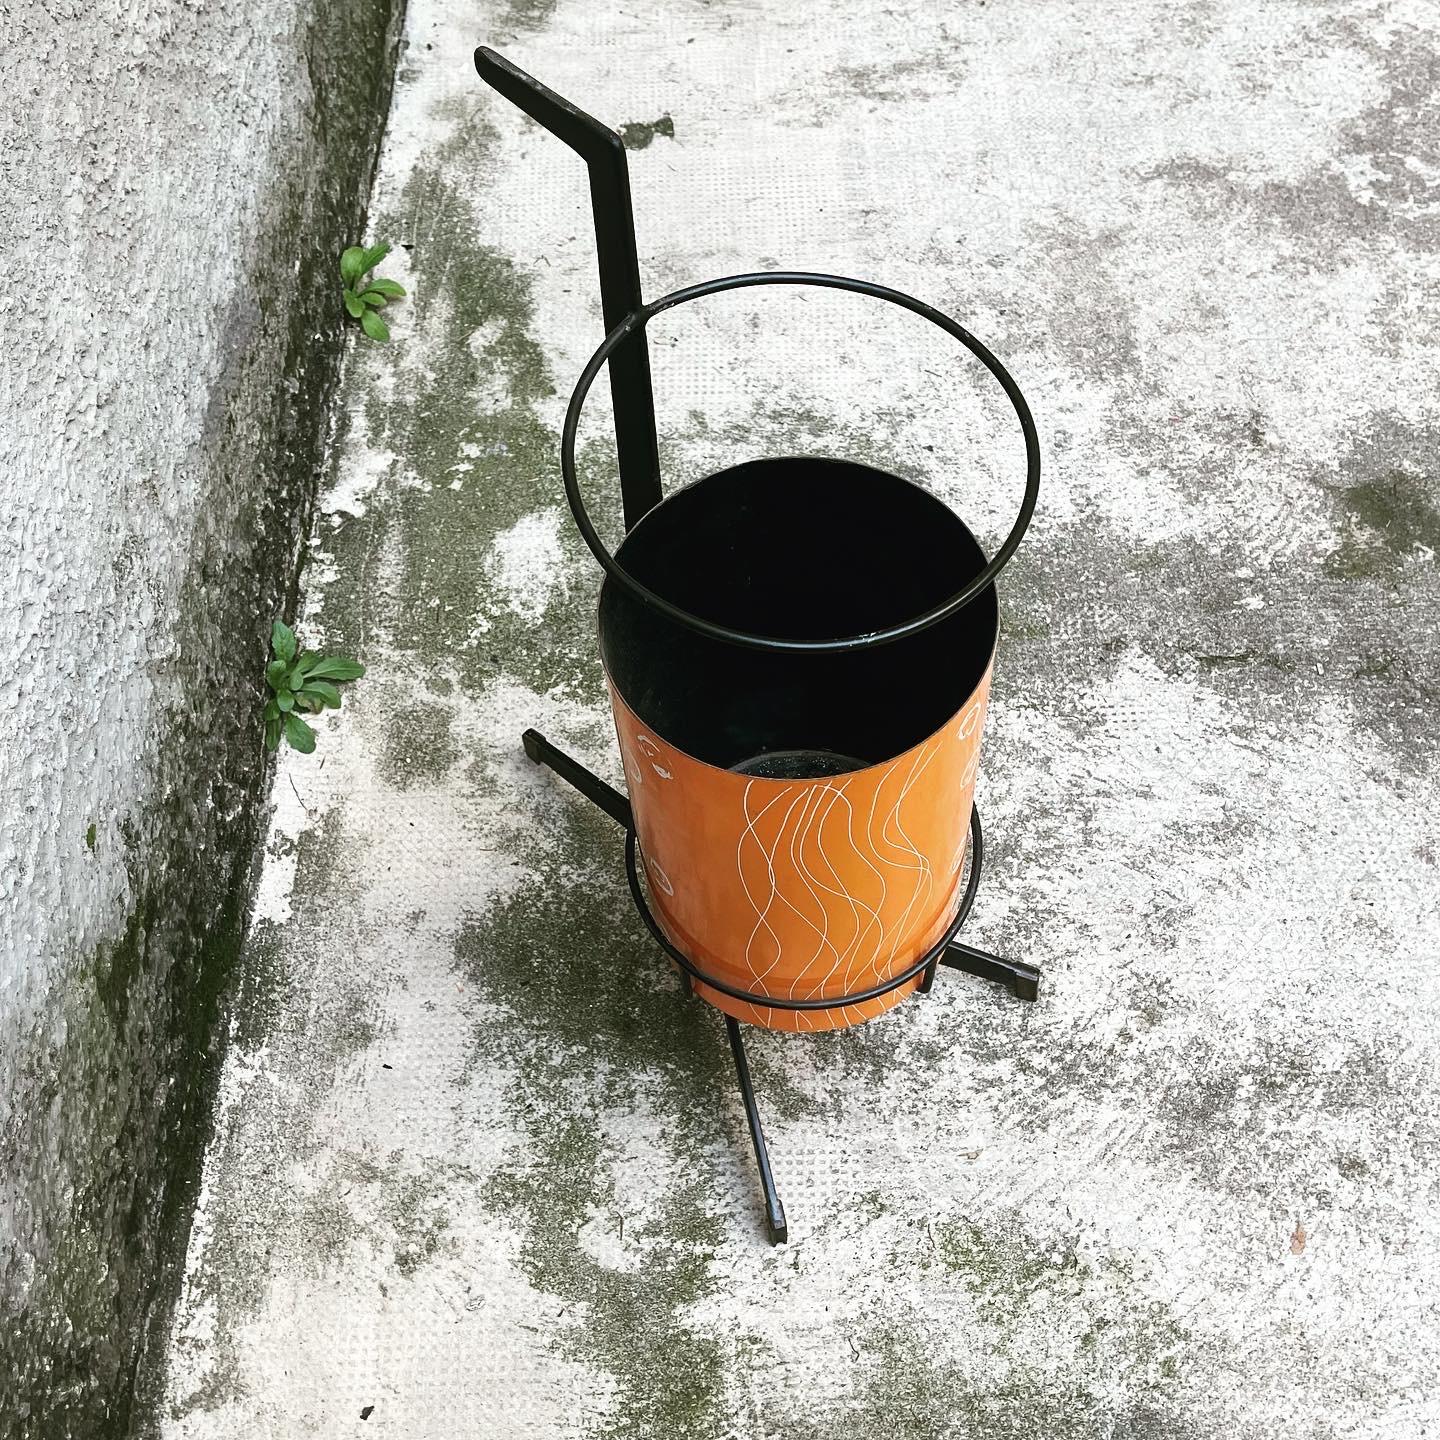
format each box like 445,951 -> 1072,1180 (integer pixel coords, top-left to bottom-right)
160,1 -> 1440,1436
0,0 -> 402,1432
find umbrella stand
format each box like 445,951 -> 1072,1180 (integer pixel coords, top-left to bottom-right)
479,49 -> 1043,1243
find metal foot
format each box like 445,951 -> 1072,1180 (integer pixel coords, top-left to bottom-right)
521,729 -> 632,830
939,940 -> 1040,1001
725,1017 -> 787,1244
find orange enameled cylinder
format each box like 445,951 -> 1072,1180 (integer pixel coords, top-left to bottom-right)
597,458 -> 1001,1033
611,670 -> 992,1031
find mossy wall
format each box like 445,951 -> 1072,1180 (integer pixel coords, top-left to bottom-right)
0,1 -> 403,1432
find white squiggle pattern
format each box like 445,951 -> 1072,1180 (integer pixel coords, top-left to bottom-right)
869,740 -> 939,986
734,731 -> 963,1023
634,735 -> 672,780
779,788 -> 845,1033
833,777 -> 893,1007
957,699 -> 982,740
794,782 -> 882,1029
737,782 -> 810,1028
621,742 -> 644,793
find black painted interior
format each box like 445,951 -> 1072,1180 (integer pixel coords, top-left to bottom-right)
598,457 -> 998,774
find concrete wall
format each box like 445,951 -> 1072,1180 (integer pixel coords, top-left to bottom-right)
157,2 -> 1440,1435
0,1 -> 402,1432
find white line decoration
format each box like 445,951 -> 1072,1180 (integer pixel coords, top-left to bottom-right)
646,855 -> 675,896
621,681 -> 988,1030
622,744 -> 643,790
635,734 -> 672,782
733,731 -> 960,1024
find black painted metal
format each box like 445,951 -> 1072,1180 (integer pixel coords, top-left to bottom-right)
600,458 -> 998,773
941,941 -> 1041,1002
474,48 -> 662,530
726,1018 -> 787,1244
521,728 -> 632,829
563,271 -> 1040,654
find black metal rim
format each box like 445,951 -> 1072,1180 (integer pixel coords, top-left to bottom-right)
623,805 -> 984,1011
561,270 -> 1041,654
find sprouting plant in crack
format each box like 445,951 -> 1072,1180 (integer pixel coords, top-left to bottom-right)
340,240 -> 405,342
264,620 -> 365,754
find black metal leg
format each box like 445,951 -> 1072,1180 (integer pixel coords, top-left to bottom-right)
939,941 -> 1040,1001
725,1017 -> 787,1245
524,728 -> 691,993
917,954 -> 941,995
522,729 -> 632,830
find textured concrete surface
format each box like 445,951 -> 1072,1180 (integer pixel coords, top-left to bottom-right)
161,0 -> 1440,1435
0,1 -> 401,1432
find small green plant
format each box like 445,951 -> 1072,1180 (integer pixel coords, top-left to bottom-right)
264,621 -> 365,754
340,240 -> 405,342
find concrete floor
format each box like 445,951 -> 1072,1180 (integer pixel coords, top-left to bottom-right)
160,1 -> 1440,1436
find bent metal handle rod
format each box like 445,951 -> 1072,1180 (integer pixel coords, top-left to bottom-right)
474,47 -> 662,529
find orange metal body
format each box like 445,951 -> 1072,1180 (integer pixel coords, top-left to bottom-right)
609,666 -> 994,1032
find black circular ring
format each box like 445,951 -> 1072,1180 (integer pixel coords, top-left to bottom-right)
562,271 -> 1040,653
624,805 -> 984,1011
953,801 -> 985,933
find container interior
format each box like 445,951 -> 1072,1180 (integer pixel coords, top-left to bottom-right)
598,456 -> 999,775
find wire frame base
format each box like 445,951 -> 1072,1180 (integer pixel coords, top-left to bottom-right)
521,727 -> 1040,1242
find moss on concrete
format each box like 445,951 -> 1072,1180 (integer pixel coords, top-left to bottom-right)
455,789 -> 745,1436
323,149 -> 611,708
483,1119 -> 730,1439
998,492 -> 1438,780
0,806 -> 253,1435
455,799 -> 727,1127
380,698 -> 460,788
496,0 -> 560,35
783,1321 -> 1194,1440
772,1216 -> 1195,1440
619,115 -> 675,150
1325,469 -> 1440,578
383,1171 -> 454,1276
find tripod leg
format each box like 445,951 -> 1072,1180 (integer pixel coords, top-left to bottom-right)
939,941 -> 1040,1001
725,1017 -> 787,1244
522,729 -> 632,830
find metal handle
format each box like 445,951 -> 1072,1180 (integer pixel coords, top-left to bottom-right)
474,48 -> 662,529
562,271 -> 1041,654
